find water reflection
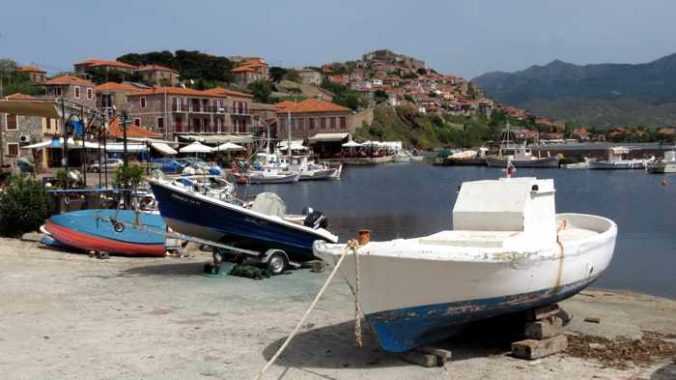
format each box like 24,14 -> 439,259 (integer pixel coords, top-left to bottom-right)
243,163 -> 675,298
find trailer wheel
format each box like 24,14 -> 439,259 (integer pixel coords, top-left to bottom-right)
265,250 -> 287,275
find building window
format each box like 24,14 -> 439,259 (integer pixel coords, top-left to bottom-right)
298,118 -> 305,130
134,118 -> 141,127
7,143 -> 19,157
340,117 -> 347,129
87,88 -> 93,100
157,117 -> 164,131
330,117 -> 337,129
140,97 -> 147,109
74,86 -> 81,99
308,118 -> 315,130
6,114 -> 18,131
320,117 -> 326,129
54,87 -> 63,97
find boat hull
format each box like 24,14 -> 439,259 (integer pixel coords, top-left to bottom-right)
485,156 -> 559,168
299,168 -> 339,181
314,213 -> 616,352
150,181 -> 337,262
245,172 -> 300,184
588,160 -> 646,170
647,162 -> 676,173
44,210 -> 166,256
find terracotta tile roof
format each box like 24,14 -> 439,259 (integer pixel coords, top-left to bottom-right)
95,82 -> 144,93
201,87 -> 253,98
75,59 -> 137,70
17,65 -> 46,74
232,66 -> 256,73
136,64 -> 178,74
5,93 -> 36,100
127,86 -> 227,98
275,99 -> 350,114
106,117 -> 160,139
44,75 -> 95,86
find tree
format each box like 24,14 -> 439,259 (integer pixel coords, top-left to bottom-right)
269,66 -> 287,83
373,89 -> 389,104
0,175 -> 52,237
248,79 -> 273,103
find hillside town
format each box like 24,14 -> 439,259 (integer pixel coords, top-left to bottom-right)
0,49 -> 673,170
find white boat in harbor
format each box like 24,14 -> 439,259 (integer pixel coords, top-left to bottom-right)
485,122 -> 559,168
314,177 -> 617,352
647,150 -> 676,173
588,146 -> 654,170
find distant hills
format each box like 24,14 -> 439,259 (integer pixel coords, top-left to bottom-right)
472,53 -> 676,128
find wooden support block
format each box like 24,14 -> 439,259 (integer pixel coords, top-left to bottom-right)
524,316 -> 564,339
583,316 -> 601,324
526,304 -> 561,321
511,335 -> 568,360
415,346 -> 452,365
400,351 -> 438,367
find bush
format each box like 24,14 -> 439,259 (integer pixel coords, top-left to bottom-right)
113,163 -> 145,191
0,175 -> 52,237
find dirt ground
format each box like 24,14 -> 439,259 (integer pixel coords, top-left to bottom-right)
0,237 -> 674,380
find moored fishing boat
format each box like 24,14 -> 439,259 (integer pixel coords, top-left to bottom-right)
314,177 -> 617,352
588,146 -> 654,170
149,179 -> 337,263
43,209 -> 167,256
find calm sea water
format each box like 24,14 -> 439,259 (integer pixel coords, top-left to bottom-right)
245,163 -> 676,299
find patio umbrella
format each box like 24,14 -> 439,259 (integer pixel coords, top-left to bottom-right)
213,142 -> 245,152
179,141 -> 213,153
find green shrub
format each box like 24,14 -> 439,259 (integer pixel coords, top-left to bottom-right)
113,163 -> 145,191
0,175 -> 52,237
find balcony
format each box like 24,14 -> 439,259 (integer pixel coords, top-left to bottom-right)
171,104 -> 226,114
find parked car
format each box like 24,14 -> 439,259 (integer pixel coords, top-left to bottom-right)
151,158 -> 184,173
89,159 -> 123,173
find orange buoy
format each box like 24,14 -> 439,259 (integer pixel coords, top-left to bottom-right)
661,179 -> 668,187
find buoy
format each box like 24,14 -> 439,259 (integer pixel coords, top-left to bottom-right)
661,179 -> 668,187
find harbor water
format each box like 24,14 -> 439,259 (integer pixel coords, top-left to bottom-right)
245,163 -> 675,299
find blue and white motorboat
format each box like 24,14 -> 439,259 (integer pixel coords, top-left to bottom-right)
149,179 -> 338,263
314,177 -> 617,352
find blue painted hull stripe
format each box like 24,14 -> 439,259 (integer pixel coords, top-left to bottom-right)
365,276 -> 598,352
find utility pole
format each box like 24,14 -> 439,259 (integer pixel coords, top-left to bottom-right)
121,111 -> 130,210
61,98 -> 68,175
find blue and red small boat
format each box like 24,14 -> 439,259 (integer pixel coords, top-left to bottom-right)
43,209 -> 167,256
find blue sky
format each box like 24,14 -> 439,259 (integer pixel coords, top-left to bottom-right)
1,0 -> 674,78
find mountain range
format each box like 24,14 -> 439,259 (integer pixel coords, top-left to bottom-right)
472,53 -> 676,128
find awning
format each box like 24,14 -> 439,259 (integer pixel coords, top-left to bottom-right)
213,142 -> 245,152
342,140 -> 363,148
0,99 -> 61,118
22,138 -> 99,150
180,134 -> 253,144
151,142 -> 177,155
308,132 -> 350,143
103,143 -> 149,153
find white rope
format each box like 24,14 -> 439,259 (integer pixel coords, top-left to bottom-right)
353,242 -> 362,348
255,239 -> 359,380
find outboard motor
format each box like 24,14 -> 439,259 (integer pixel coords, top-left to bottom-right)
304,210 -> 328,230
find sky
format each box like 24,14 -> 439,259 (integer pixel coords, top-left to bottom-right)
1,0 -> 674,79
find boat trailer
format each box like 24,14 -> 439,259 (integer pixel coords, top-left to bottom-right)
104,216 -> 296,275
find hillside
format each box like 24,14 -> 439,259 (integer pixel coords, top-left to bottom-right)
472,53 -> 676,127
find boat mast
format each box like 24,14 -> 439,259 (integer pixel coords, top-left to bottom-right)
287,110 -> 292,162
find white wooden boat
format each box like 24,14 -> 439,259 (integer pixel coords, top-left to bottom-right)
588,146 -> 654,170
314,177 -> 617,352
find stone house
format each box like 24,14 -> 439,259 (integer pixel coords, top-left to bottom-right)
16,66 -> 47,83
232,58 -> 269,86
297,69 -> 323,85
275,99 -> 355,139
95,82 -> 145,112
136,65 -> 180,86
43,75 -> 97,109
73,59 -> 137,75
0,94 -> 50,168
125,87 -> 253,139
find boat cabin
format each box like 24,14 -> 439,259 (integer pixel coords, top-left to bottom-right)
452,178 -> 557,249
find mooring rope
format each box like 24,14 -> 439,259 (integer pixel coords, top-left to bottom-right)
255,239 -> 360,380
